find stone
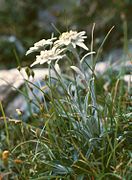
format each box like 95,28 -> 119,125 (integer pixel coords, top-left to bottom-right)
0,68 -> 55,119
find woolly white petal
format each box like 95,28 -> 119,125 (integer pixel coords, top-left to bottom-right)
76,42 -> 89,51
26,47 -> 39,55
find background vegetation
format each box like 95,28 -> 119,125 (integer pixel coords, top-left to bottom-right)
0,0 -> 132,68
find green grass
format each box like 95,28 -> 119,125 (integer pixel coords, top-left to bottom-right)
0,28 -> 132,180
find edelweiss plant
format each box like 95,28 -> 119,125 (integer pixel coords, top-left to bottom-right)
26,31 -> 96,97
1,27 -> 130,179
26,30 -> 89,68
1,23 -> 131,179
24,29 -> 104,178
26,30 -> 97,119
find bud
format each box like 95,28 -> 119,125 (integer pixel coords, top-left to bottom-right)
16,109 -> 22,116
2,150 -> 9,167
14,159 -> 23,164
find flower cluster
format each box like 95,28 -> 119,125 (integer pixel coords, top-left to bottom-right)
54,30 -> 88,50
31,47 -> 64,67
26,30 -> 89,67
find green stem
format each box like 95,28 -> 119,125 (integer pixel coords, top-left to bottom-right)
0,101 -> 10,147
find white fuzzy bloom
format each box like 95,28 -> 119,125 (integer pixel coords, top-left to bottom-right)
26,37 -> 57,55
30,47 -> 64,67
54,30 -> 88,50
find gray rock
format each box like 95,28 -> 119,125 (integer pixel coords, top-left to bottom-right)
95,60 -> 132,75
0,68 -> 55,119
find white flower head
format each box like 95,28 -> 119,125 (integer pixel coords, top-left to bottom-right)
26,37 -> 57,55
30,47 -> 64,67
54,30 -> 88,51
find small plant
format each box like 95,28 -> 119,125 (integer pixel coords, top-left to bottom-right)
0,28 -> 131,179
